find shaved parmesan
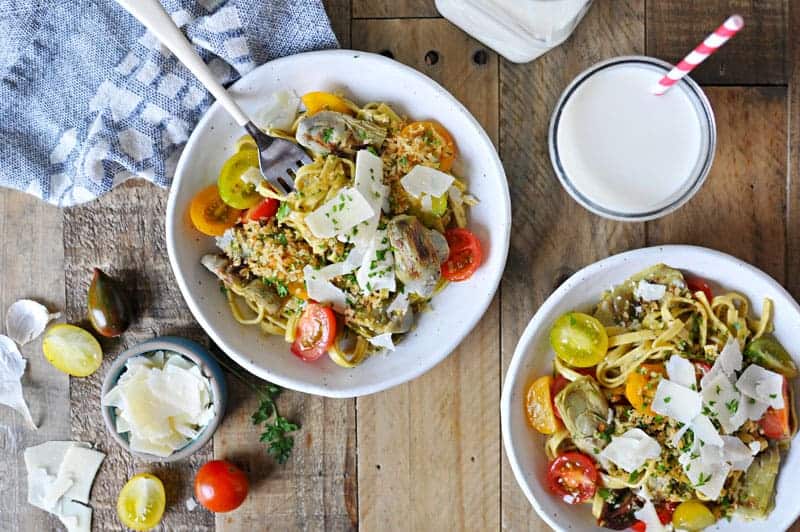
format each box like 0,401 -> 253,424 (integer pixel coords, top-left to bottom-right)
356,228 -> 395,293
690,414 -> 723,447
730,396 -> 769,429
368,333 -> 395,351
720,436 -> 754,471
257,89 -> 300,131
682,450 -> 731,500
400,165 -> 454,199
666,355 -> 696,390
340,150 -> 388,262
304,187 -> 376,239
736,364 -> 785,409
598,428 -> 661,473
304,265 -> 348,312
387,292 -> 410,315
58,499 -> 92,532
634,280 -> 666,302
700,372 -> 744,433
652,379 -> 701,425
717,336 -> 743,375
53,446 -> 105,504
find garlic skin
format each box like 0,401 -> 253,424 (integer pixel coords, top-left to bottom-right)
0,334 -> 36,429
6,299 -> 60,345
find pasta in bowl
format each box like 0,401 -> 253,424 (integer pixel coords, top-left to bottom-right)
501,246 -> 800,532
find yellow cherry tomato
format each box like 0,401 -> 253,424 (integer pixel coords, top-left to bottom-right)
117,473 -> 166,531
217,149 -> 261,209
234,134 -> 257,152
189,185 -> 241,237
625,363 -> 666,414
399,121 -> 457,171
549,312 -> 608,368
525,375 -> 562,435
42,324 -> 103,377
301,91 -> 353,116
672,500 -> 716,531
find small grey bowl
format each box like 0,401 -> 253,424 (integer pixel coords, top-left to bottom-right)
101,336 -> 227,462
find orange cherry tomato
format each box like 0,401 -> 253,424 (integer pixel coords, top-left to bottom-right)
625,363 -> 666,414
287,281 -> 308,301
301,91 -> 353,116
441,228 -> 483,281
546,452 -> 598,504
400,121 -> 457,171
189,185 -> 242,236
194,460 -> 249,513
291,302 -> 337,361
631,521 -> 647,532
686,275 -> 713,301
525,376 -> 563,435
760,376 -> 791,439
244,197 -> 279,222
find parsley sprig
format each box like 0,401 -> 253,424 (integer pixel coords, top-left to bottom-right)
251,384 -> 299,464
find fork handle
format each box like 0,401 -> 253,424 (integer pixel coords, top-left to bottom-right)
115,0 -> 250,127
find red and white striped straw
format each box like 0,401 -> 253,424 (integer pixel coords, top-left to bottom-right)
653,15 -> 744,95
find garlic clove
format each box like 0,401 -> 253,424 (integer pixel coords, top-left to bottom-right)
6,299 -> 60,345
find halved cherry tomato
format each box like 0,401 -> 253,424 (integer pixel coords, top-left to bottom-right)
625,363 -> 666,413
631,521 -> 646,532
693,360 -> 712,380
686,275 -> 713,302
400,121 -> 457,171
218,149 -> 261,209
672,500 -> 715,531
189,185 -> 242,236
525,376 -> 563,435
760,376 -> 791,439
194,460 -> 249,513
546,452 -> 598,504
657,502 -> 678,525
551,375 -> 570,420
288,281 -> 308,301
291,302 -> 337,361
550,313 -> 608,368
301,91 -> 353,116
244,197 -> 279,222
441,228 -> 483,281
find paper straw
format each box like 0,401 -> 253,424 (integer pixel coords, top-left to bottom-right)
653,15 -> 744,95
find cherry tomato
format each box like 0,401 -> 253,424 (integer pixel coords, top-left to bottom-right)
189,185 -> 242,236
194,460 -> 249,513
291,302 -> 337,361
525,376 -> 562,435
441,228 -> 483,281
630,521 -> 646,532
547,452 -> 598,504
244,197 -> 279,222
686,275 -> 713,301
551,375 -> 570,420
760,376 -> 790,439
672,500 -> 715,531
400,121 -> 457,171
625,363 -> 666,414
657,502 -> 678,525
301,91 -> 353,116
218,149 -> 261,209
117,473 -> 166,530
549,312 -> 608,368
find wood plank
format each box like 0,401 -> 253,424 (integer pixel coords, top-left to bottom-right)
647,87 -> 788,283
646,0 -> 787,85
498,0 -> 646,529
351,17 -> 500,531
352,0 -> 438,19
63,181 -> 214,531
0,190 -> 69,532
217,7 -> 358,531
786,0 -> 800,301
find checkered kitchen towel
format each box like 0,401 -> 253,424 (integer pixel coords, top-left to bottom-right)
0,0 -> 338,206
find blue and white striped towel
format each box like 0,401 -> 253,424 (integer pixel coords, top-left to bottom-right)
0,0 -> 338,206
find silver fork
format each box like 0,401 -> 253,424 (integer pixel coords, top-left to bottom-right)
116,0 -> 309,195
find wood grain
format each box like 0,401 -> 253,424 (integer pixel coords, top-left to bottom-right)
786,0 -> 800,301
63,181 -> 214,531
646,0 -> 788,85
498,0 -> 645,529
0,190 -> 69,532
647,87 -> 788,282
323,0 -> 352,48
352,17 -> 501,532
352,0 -> 438,19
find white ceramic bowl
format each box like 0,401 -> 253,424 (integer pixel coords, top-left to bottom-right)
501,245 -> 800,532
166,50 -> 510,398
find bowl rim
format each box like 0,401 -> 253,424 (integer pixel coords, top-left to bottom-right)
100,336 -> 227,463
500,245 -> 800,532
165,48 -> 511,398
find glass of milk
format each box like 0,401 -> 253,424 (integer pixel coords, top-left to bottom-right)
435,0 -> 593,63
549,56 -> 716,221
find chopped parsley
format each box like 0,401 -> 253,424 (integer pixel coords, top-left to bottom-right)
322,127 -> 334,143
628,469 -> 643,483
694,472 -> 712,488
725,398 -> 739,414
664,396 -> 672,403
276,202 -> 290,220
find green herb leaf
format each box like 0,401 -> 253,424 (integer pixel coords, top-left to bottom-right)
251,384 -> 300,464
277,202 -> 291,220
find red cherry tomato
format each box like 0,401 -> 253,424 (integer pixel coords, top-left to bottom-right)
686,275 -> 713,301
441,228 -> 483,282
631,521 -> 646,532
551,375 -> 569,420
194,460 -> 249,513
760,376 -> 791,439
546,452 -> 598,504
291,302 -> 337,361
244,198 -> 279,222
657,502 -> 678,524
693,360 -> 712,380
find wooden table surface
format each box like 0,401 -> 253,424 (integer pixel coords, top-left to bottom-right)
1,0 -> 798,530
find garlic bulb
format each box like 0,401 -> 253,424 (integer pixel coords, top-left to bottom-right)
6,299 -> 61,345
